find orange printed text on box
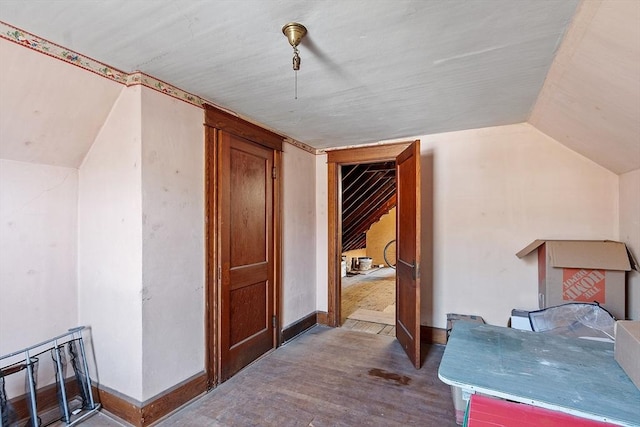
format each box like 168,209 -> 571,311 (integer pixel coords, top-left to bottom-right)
563,268 -> 605,303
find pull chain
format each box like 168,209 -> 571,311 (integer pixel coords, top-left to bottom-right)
293,46 -> 301,100
282,22 -> 307,100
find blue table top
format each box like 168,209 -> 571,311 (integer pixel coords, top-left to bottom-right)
438,321 -> 640,426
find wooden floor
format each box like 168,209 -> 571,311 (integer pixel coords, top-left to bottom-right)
341,267 -> 396,336
83,326 -> 457,426
75,268 -> 455,426
90,326 -> 456,427
152,326 -> 456,426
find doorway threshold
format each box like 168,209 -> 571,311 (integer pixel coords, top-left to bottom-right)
341,319 -> 396,336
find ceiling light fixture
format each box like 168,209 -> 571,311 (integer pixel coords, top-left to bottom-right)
282,22 -> 307,99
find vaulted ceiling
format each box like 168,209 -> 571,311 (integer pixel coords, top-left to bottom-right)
0,0 -> 638,173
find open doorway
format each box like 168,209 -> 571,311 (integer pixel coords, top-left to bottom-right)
326,141 -> 422,368
340,161 -> 396,336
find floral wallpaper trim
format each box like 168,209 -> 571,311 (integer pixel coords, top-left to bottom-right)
285,138 -> 318,154
0,21 -> 318,154
0,21 -> 203,108
1,21 -> 129,84
126,72 -> 205,107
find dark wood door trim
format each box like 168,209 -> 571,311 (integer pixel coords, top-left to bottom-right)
326,142 -> 411,327
327,162 -> 340,326
273,149 -> 283,346
204,104 -> 284,388
204,104 -> 284,152
326,142 -> 411,164
205,126 -> 219,389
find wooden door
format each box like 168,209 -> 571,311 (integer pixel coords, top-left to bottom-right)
219,130 -> 276,381
395,141 -> 421,368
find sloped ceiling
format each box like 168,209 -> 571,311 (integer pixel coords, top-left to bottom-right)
0,40 -> 123,167
0,0 -> 638,174
531,0 -> 640,174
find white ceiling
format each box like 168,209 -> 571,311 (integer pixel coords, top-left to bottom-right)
0,0 -> 638,173
530,0 -> 640,175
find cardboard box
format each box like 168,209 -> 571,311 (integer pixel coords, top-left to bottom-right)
516,240 -> 638,320
446,313 -> 485,341
615,321 -> 640,390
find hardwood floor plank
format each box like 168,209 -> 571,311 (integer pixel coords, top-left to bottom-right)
341,318 -> 359,329
349,308 -> 395,325
383,304 -> 395,313
341,267 -> 395,323
380,325 -> 396,336
350,320 -> 386,334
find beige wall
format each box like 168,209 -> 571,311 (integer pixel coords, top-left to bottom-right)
282,143 -> 318,327
419,123 -> 619,327
354,123 -> 620,328
78,85 -> 144,400
0,35 -> 122,398
620,169 -> 640,320
366,207 -> 396,266
140,87 -> 205,400
315,154 -> 329,312
79,85 -> 206,403
1,50 -> 208,402
0,58 -> 320,403
0,159 -> 79,396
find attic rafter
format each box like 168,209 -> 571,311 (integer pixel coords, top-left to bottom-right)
343,181 -> 396,228
347,192 -> 393,242
343,171 -> 394,212
346,194 -> 397,239
342,162 -> 395,208
341,161 -> 396,253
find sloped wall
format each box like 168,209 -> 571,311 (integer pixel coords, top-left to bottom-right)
0,36 -> 122,399
0,38 -> 123,168
529,0 -> 640,175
